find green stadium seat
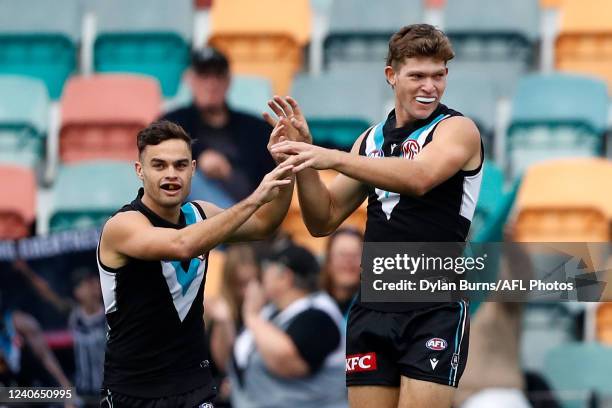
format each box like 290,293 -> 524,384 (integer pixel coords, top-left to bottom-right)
507,74 -> 607,177
228,75 -> 274,117
544,342 -> 612,408
521,305 -> 578,373
0,0 -> 81,99
324,0 -> 423,71
49,161 -> 141,232
444,0 -> 539,66
469,163 -> 520,243
166,74 -> 273,117
443,70 -> 498,155
291,70 -> 388,149
0,76 -> 49,168
92,0 -> 193,97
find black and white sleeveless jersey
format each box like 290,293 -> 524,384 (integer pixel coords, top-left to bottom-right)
97,188 -> 214,399
358,104 -> 483,312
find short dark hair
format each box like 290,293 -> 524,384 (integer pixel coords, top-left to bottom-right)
136,120 -> 192,156
191,47 -> 230,76
386,24 -> 455,69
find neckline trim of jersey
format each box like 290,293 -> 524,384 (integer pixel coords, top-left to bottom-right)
132,188 -> 186,229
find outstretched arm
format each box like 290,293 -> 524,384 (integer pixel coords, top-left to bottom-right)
273,115 -> 481,197
197,119 -> 296,242
100,163 -> 294,265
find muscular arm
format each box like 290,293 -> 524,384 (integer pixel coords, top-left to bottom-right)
295,133 -> 369,237
100,164 -> 293,265
198,175 -> 294,242
331,117 -> 480,196
275,116 -> 481,206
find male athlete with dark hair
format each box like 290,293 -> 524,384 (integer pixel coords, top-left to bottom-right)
98,120 -> 294,407
269,24 -> 483,408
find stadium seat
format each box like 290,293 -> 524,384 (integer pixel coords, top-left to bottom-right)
227,75 -> 274,117
468,163 -> 517,243
514,159 -> 612,242
507,74 -> 608,177
0,0 -> 81,98
290,69 -> 389,149
0,165 -> 36,239
324,0 -> 423,71
165,74 -> 273,116
59,75 -> 161,163
555,0 -> 612,92
516,158 -> 612,220
281,170 -> 366,255
540,0 -> 562,7
49,161 -> 141,232
208,0 -> 311,95
544,343 -> 612,408
91,0 -> 193,97
0,76 -> 49,168
521,304 -> 578,373
442,70 -> 497,153
444,0 -> 539,65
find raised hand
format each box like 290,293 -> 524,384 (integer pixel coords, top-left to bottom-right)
270,141 -> 340,172
262,96 -> 312,145
249,162 -> 294,206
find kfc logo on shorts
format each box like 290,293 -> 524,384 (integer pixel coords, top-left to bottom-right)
426,338 -> 448,351
346,352 -> 378,373
401,139 -> 421,159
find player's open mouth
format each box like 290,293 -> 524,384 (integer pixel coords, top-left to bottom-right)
160,183 -> 181,193
416,96 -> 436,104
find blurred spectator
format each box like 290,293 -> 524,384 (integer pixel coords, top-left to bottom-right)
206,244 -> 260,407
13,261 -> 105,406
0,306 -> 73,391
320,228 -> 363,319
229,243 -> 347,408
68,269 -> 106,406
162,47 -> 275,206
455,223 -> 559,408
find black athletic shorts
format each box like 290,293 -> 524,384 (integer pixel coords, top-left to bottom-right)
99,384 -> 215,408
346,300 -> 469,388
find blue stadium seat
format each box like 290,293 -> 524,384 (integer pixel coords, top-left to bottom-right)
0,0 -> 81,99
507,74 -> 608,177
444,0 -> 539,66
0,75 -> 49,168
228,76 -> 274,117
49,161 -> 141,232
544,342 -> 612,408
166,74 -> 273,117
291,69 -> 389,149
469,163 -> 520,243
91,0 -> 193,97
443,70 -> 498,155
324,0 -> 423,71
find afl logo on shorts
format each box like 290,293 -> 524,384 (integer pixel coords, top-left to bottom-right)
426,338 -> 448,351
401,139 -> 421,159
